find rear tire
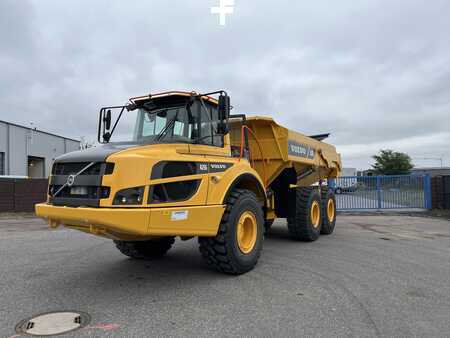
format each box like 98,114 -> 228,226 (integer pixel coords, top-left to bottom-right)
321,188 -> 336,235
287,187 -> 322,241
198,189 -> 264,275
114,237 -> 175,259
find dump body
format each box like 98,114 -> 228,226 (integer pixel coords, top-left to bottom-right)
230,116 -> 341,187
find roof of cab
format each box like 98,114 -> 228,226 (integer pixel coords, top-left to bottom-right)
129,91 -> 218,105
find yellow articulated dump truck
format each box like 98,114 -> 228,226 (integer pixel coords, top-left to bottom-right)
36,90 -> 341,275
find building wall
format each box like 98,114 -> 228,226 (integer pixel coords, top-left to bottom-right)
411,168 -> 450,177
0,123 -> 7,174
0,121 -> 80,178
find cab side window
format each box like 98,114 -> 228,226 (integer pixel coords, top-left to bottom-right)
199,101 -> 223,147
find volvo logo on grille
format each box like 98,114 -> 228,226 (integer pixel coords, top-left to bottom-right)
52,162 -> 95,198
67,175 -> 76,187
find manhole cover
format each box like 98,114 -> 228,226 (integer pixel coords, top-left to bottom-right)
16,311 -> 90,336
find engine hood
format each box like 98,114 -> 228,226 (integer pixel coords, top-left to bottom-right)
55,142 -> 141,163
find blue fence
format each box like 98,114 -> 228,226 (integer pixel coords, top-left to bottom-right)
329,175 -> 431,210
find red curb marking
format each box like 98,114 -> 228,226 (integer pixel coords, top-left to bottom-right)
86,323 -> 121,331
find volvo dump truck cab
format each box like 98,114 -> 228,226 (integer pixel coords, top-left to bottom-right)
36,90 -> 341,275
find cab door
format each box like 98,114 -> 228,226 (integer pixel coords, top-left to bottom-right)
147,105 -> 212,207
187,101 -> 236,207
187,99 -> 231,157
148,99 -> 231,207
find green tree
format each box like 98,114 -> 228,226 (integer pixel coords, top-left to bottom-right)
372,149 -> 413,175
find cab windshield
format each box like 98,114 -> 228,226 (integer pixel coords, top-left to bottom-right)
106,98 -> 223,147
134,105 -> 194,143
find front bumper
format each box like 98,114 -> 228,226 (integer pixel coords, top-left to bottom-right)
35,203 -> 225,239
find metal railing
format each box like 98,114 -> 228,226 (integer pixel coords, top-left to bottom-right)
329,175 -> 431,210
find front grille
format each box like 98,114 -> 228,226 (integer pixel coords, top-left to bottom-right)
49,162 -> 113,207
49,186 -> 110,199
52,162 -> 103,175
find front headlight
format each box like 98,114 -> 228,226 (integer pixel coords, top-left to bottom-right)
113,187 -> 145,205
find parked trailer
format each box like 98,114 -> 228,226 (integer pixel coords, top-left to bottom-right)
36,90 -> 341,274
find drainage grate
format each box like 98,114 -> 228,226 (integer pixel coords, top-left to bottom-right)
16,311 -> 90,336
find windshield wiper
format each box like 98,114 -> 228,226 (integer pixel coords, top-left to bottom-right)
155,106 -> 183,142
155,117 -> 177,142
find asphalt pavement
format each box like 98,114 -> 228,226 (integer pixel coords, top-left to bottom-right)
1,214 -> 450,337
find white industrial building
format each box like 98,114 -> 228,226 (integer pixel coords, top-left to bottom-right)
0,120 -> 80,178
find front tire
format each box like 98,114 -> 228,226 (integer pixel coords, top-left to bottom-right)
198,189 -> 264,275
287,187 -> 322,241
114,237 -> 175,259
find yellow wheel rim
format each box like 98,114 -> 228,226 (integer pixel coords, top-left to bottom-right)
236,211 -> 258,254
327,198 -> 335,222
310,201 -> 321,228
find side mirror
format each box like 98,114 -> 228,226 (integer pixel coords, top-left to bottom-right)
104,110 -> 112,130
218,94 -> 230,121
218,94 -> 230,134
103,131 -> 111,142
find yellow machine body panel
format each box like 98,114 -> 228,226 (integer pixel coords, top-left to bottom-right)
35,203 -> 225,240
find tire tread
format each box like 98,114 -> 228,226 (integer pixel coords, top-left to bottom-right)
287,187 -> 321,241
198,189 -> 262,275
320,187 -> 336,235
